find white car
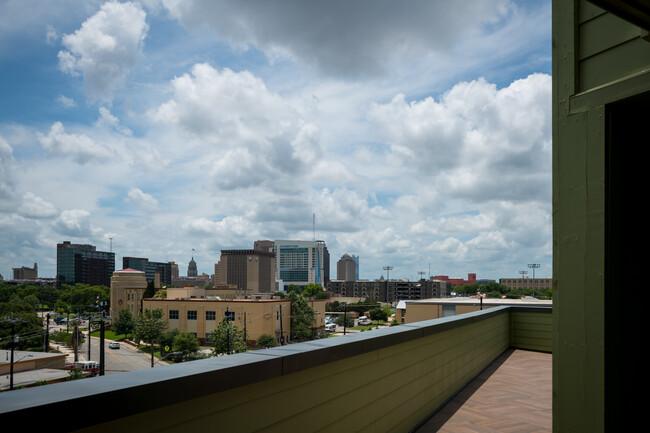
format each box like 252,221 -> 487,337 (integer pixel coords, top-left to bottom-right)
109,342 -> 120,349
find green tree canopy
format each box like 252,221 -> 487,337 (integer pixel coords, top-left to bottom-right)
0,303 -> 44,350
113,309 -> 135,338
369,306 -> 389,322
210,318 -> 246,356
256,333 -> 278,349
301,283 -> 330,299
172,331 -> 200,361
288,291 -> 315,342
133,308 -> 167,367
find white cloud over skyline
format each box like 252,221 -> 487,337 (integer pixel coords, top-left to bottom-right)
0,1 -> 552,282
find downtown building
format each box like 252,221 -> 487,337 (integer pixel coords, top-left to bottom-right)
56,241 -> 115,287
122,257 -> 173,286
214,249 -> 276,294
272,240 -> 330,288
336,253 -> 357,281
327,278 -> 450,304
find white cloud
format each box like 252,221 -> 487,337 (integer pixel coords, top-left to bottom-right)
52,209 -> 100,237
125,188 -> 159,212
58,1 -> 149,101
19,192 -> 58,218
37,121 -> 114,163
369,73 -> 552,204
57,95 -> 77,108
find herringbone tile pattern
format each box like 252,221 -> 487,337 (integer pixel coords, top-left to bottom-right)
416,349 -> 552,432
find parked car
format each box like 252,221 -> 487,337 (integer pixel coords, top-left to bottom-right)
54,317 -> 68,325
109,342 -> 120,349
358,316 -> 372,326
325,323 -> 336,332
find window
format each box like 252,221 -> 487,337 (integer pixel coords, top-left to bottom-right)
206,311 -> 216,321
187,310 -> 197,320
225,311 -> 235,321
169,310 -> 179,320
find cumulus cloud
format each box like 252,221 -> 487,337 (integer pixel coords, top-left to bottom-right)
58,1 -> 148,101
37,121 -> 114,163
0,135 -> 16,208
18,192 -> 58,218
52,209 -> 100,237
151,63 -> 321,190
125,188 -> 159,212
369,73 -> 551,204
161,0 -> 511,77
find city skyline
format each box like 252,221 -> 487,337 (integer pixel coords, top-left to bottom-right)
0,1 -> 552,282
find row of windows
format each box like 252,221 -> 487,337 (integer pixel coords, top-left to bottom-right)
169,310 -> 232,321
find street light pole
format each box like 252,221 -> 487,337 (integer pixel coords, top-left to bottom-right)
383,266 -> 393,303
528,263 -> 541,297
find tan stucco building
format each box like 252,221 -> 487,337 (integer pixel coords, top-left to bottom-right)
142,293 -> 327,345
109,268 -> 148,320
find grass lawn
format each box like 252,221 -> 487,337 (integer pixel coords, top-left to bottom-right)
90,329 -> 128,341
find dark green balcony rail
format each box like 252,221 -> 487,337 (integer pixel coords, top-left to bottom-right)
0,305 -> 551,433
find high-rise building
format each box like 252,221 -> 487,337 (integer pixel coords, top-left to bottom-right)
56,241 -> 115,287
337,254 -> 357,281
187,257 -> 198,277
214,249 -> 276,293
122,257 -> 173,286
273,240 -> 329,287
13,263 -> 38,280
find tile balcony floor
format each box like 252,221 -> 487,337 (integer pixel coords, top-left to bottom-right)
416,348 -> 552,432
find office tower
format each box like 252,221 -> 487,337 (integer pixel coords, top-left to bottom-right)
352,255 -> 359,280
253,240 -> 274,252
273,240 -> 329,287
122,257 -> 173,286
337,254 -> 357,281
214,249 -> 276,293
56,241 -> 115,287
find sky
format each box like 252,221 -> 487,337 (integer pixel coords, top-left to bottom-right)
0,0 -> 552,282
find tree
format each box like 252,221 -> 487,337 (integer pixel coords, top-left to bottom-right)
133,308 -> 167,367
172,331 -> 200,361
113,309 -> 135,338
287,291 -> 315,342
369,307 -> 389,323
301,283 -> 330,299
256,334 -> 278,349
210,318 -> 246,356
0,303 -> 44,350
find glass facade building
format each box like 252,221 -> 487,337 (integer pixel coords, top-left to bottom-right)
57,241 -> 115,287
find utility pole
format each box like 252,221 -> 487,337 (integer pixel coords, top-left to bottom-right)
226,307 -> 230,355
4,314 -> 23,390
279,304 -> 284,345
519,270 -> 528,297
99,313 -> 105,376
44,313 -> 50,352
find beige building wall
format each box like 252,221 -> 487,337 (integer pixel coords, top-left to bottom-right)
397,298 -> 552,324
110,269 -> 148,319
142,298 -> 293,344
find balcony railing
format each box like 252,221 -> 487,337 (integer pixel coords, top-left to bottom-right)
0,305 -> 551,433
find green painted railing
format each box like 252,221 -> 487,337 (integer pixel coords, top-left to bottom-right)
0,306 -> 551,433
